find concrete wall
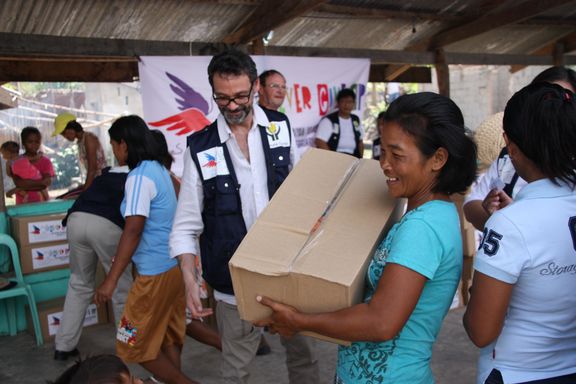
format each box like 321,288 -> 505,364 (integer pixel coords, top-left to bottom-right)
420,65 -> 549,131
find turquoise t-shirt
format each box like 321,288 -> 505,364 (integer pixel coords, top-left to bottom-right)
337,200 -> 463,384
121,160 -> 178,276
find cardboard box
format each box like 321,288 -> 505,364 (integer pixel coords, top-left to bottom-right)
28,297 -> 107,341
10,214 -> 67,247
19,241 -> 70,274
229,149 -> 404,344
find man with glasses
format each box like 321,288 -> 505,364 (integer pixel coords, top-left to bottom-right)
170,49 -> 318,383
258,69 -> 287,111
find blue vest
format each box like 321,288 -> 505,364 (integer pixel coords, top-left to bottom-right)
326,111 -> 362,158
187,108 -> 292,294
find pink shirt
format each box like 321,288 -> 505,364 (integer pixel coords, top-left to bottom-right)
12,155 -> 55,204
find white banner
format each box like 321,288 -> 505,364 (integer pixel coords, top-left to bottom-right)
139,56 -> 370,175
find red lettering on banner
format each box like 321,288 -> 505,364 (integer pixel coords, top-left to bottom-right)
302,86 -> 312,110
317,84 -> 328,115
294,83 -> 302,113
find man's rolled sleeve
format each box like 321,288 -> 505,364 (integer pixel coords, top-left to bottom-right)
169,147 -> 205,259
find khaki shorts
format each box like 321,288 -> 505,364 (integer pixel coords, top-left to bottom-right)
116,265 -> 185,363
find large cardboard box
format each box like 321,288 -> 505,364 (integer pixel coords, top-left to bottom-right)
28,297 -> 108,341
19,241 -> 70,275
229,149 -> 404,344
10,214 -> 67,247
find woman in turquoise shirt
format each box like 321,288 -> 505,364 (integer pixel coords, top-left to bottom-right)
257,92 -> 477,383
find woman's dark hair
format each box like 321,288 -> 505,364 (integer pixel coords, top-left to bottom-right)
64,121 -> 84,133
336,88 -> 356,102
151,129 -> 174,170
503,82 -> 576,186
47,355 -> 129,384
208,49 -> 258,87
20,126 -> 41,143
108,115 -> 161,170
531,66 -> 576,92
383,92 -> 477,194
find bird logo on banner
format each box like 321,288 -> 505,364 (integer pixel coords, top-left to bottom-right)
149,72 -> 211,136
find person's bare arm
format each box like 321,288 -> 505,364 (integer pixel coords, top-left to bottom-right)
463,271 -> 514,347
83,134 -> 100,190
94,215 -> 145,306
256,263 -> 426,342
464,189 -> 513,231
358,140 -> 364,158
315,138 -> 330,150
12,174 -> 51,191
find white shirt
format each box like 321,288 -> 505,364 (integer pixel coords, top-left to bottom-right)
474,178 -> 576,383
316,115 -> 363,155
464,153 -> 527,206
170,104 -> 299,304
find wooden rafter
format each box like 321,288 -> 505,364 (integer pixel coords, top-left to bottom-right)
427,0 -> 576,50
315,4 -> 462,22
510,30 -> 576,72
222,0 -> 328,45
384,0 -> 575,81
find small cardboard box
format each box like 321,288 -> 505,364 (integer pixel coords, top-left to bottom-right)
19,241 -> 70,275
229,149 -> 404,344
10,214 -> 67,247
28,297 -> 108,341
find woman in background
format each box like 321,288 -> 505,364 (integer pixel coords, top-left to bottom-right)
94,116 -> 198,384
464,83 -> 576,383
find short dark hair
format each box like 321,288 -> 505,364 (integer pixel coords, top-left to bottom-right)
336,88 -> 356,102
531,66 -> 576,91
108,115 -> 162,170
64,120 -> 83,133
207,49 -> 258,87
383,92 -> 478,195
48,355 -> 129,384
20,126 -> 41,143
503,82 -> 576,186
1,141 -> 19,154
259,70 -> 284,86
151,129 -> 174,170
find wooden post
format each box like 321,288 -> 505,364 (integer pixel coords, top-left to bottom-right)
435,49 -> 450,97
250,37 -> 265,55
553,42 -> 565,66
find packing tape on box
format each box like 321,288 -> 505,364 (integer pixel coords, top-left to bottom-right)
288,160 -> 361,273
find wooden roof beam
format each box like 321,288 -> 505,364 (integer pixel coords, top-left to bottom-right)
510,30 -> 576,73
428,0 -> 575,50
315,4 -> 462,21
222,0 -> 328,45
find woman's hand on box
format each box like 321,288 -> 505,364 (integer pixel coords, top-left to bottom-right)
254,296 -> 300,338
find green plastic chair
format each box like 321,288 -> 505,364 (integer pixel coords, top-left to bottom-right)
0,233 -> 43,345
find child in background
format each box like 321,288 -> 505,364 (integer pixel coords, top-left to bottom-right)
48,354 -> 143,384
0,141 -> 18,198
10,127 -> 54,205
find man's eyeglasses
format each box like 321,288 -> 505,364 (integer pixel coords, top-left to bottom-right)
267,83 -> 287,90
213,83 -> 254,107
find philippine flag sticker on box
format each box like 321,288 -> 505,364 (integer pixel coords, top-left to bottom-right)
31,243 -> 70,270
27,219 -> 67,243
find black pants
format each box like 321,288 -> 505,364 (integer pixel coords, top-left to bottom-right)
485,369 -> 576,384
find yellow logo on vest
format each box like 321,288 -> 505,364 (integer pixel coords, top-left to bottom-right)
265,120 -> 290,149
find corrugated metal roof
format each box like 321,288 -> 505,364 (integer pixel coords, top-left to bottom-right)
0,0 -> 574,72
